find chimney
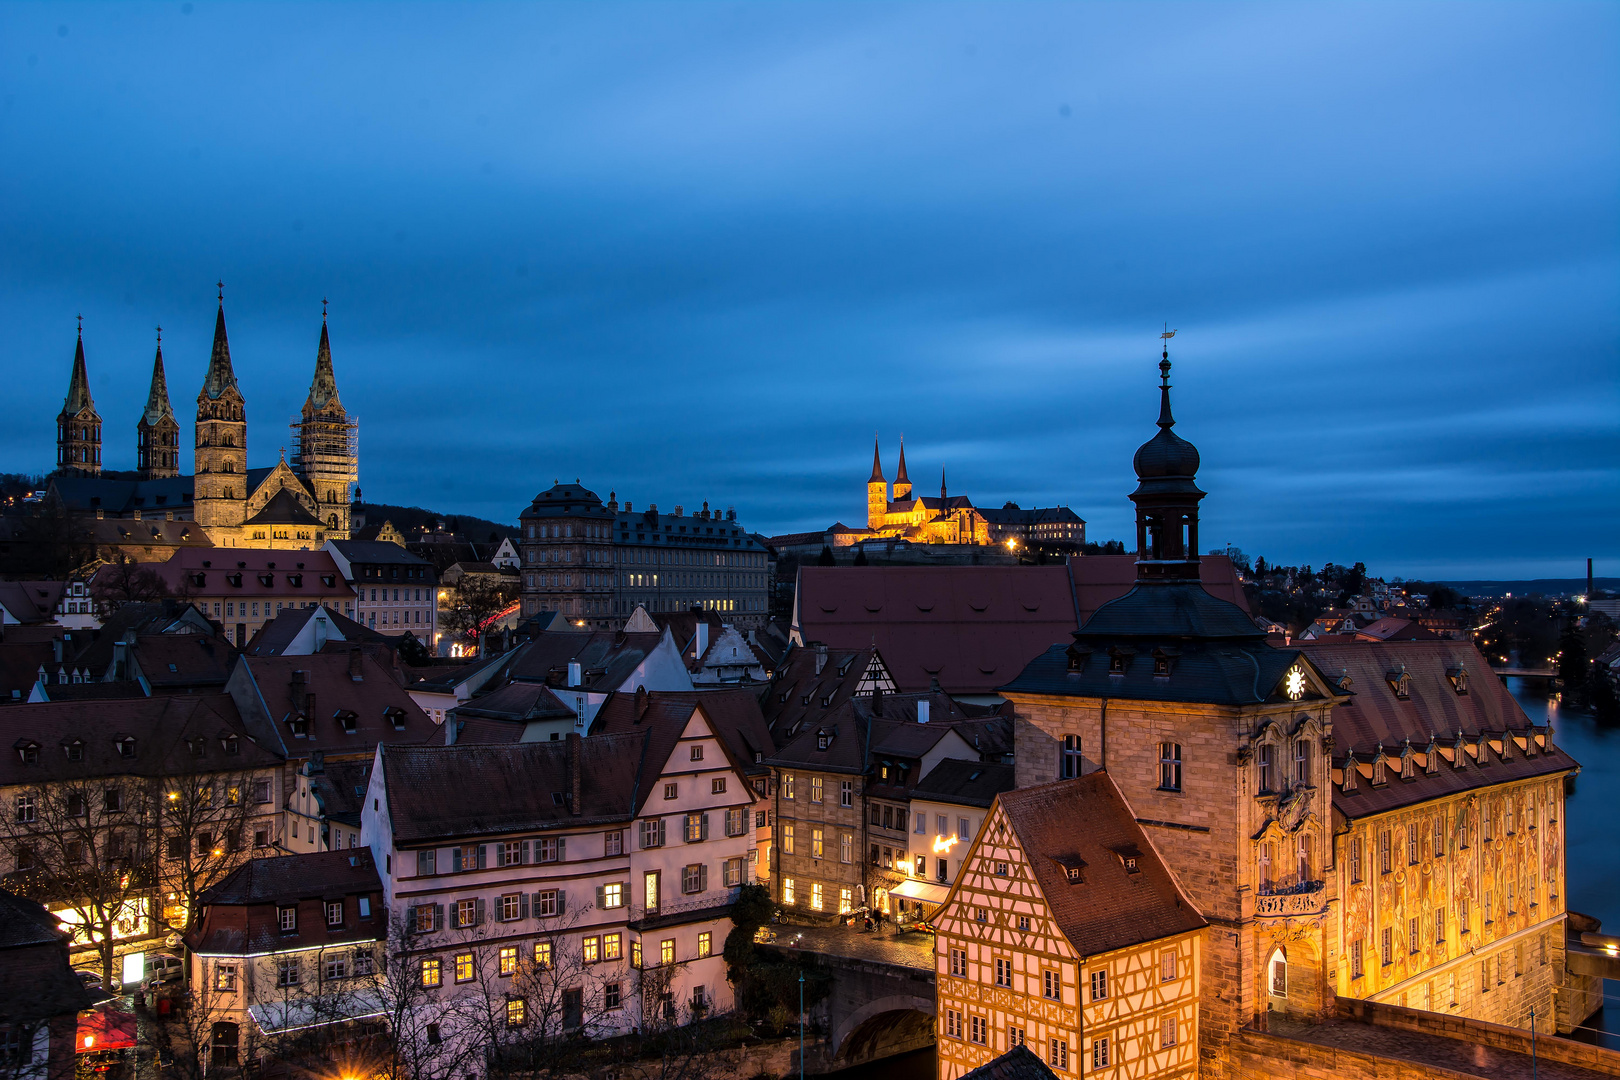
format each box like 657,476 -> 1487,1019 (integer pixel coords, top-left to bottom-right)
567,660 -> 582,688
814,643 -> 827,676
917,699 -> 930,724
132,507 -> 142,521
567,731 -> 583,815
52,638 -> 63,664
309,750 -> 325,775
624,501 -> 632,513
634,684 -> 649,722
701,501 -> 710,519
674,505 -> 684,518
112,640 -> 129,681
314,610 -> 329,650
349,646 -> 364,681
291,669 -> 307,711
871,681 -> 883,717
694,622 -> 709,659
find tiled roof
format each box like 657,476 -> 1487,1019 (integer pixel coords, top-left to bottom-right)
0,636 -> 57,704
592,688 -> 775,770
0,694 -> 280,783
454,680 -> 575,723
911,759 -> 1016,808
759,645 -> 879,743
503,630 -> 670,694
995,774 -> 1206,957
31,680 -> 149,701
327,540 -> 431,567
0,889 -> 97,1023
0,580 -> 65,623
381,732 -> 670,844
237,651 -> 435,758
793,566 -> 1080,694
1068,554 -> 1249,622
132,633 -> 236,689
146,549 -> 350,599
309,759 -> 374,826
201,848 -> 380,905
1297,640 -> 1578,819
1355,617 -> 1439,642
245,604 -> 383,656
960,1045 -> 1060,1080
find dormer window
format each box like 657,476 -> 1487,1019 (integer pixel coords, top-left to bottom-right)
1425,738 -> 1440,775
321,575 -> 335,587
290,718 -> 308,738
1341,751 -> 1359,792
223,736 -> 240,755
1108,653 -> 1127,674
1387,667 -> 1411,700
63,740 -> 84,762
338,711 -> 359,734
1400,743 -> 1415,779
1065,644 -> 1092,672
16,741 -> 40,765
115,737 -> 136,759
1153,655 -> 1171,676
1447,666 -> 1469,695
1066,867 -> 1082,882
1371,746 -> 1387,785
385,707 -> 407,731
189,737 -> 206,757
816,729 -> 830,751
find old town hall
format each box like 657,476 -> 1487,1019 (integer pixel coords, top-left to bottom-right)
51,289 -> 359,549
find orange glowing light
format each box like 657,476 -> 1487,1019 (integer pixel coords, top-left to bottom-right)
932,834 -> 959,855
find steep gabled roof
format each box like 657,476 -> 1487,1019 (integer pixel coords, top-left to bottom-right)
592,688 -> 775,772
199,300 -> 240,401
994,774 -> 1206,957
244,488 -> 325,528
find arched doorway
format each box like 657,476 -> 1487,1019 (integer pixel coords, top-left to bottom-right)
1266,946 -> 1288,1005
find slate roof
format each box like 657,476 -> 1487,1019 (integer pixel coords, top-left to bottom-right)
380,732 -> 671,844
1068,554 -> 1250,622
911,759 -> 1016,808
235,651 -> 436,759
49,475 -> 194,516
503,630 -> 670,694
244,488 -> 325,528
995,773 -> 1206,957
327,540 -> 435,568
1297,639 -> 1579,819
760,645 -> 880,743
201,848 -> 380,905
0,693 -> 280,783
794,566 -> 1080,694
188,849 -> 384,955
960,1045 -> 1060,1080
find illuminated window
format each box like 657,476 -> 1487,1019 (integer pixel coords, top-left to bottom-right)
660,939 -> 675,966
583,936 -> 600,964
505,999 -> 525,1027
455,953 -> 474,983
499,946 -> 518,976
810,882 -> 823,910
698,932 -> 711,958
420,959 -> 441,988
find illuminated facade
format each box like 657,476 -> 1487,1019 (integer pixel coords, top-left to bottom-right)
855,437 -> 991,547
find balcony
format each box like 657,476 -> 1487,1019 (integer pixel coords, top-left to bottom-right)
1254,879 -> 1327,918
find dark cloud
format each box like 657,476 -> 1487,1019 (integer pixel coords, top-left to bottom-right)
0,2 -> 1615,577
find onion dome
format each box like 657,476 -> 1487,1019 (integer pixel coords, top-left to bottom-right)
1132,355 -> 1200,481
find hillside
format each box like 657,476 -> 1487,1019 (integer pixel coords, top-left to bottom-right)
355,502 -> 519,543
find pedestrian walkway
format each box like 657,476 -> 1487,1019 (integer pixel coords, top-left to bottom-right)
1270,1015 -> 1616,1080
766,921 -> 936,971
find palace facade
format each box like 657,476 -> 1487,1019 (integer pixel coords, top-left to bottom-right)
49,293 -> 359,551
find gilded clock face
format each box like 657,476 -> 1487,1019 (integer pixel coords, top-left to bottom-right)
1285,666 -> 1307,701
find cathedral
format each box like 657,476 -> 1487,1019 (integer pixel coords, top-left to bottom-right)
51,290 -> 358,550
861,436 -> 991,545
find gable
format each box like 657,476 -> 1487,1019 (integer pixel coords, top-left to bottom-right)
933,802 -> 1077,963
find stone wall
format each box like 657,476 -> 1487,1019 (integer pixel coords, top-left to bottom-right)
1337,996 -> 1620,1075
1232,1028 -> 1481,1080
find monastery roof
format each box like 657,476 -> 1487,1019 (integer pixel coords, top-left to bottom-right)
147,549 -> 349,597
1297,639 -> 1578,819
995,773 -> 1206,958
793,565 -> 1080,694
977,505 -> 1087,526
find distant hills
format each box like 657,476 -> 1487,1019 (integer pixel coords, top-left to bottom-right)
355,502 -> 518,543
1437,578 -> 1619,598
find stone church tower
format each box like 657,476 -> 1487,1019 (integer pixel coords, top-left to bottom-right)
136,331 -> 180,480
56,321 -> 102,477
867,436 -> 888,530
193,289 -> 248,533
290,305 -> 358,538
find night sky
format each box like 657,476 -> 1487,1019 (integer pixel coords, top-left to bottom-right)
3,2 -> 1615,579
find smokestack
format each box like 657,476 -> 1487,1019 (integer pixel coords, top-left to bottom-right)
917,699 -> 929,724
349,646 -> 364,681
814,643 -> 827,676
567,660 -> 582,687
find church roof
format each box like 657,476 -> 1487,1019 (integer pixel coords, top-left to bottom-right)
200,300 -> 241,401
869,437 -> 885,483
142,341 -> 176,426
302,316 -> 342,415
244,488 -> 325,528
50,475 -> 193,515
60,329 -> 97,418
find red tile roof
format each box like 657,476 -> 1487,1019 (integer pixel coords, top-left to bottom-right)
188,849 -> 385,955
592,688 -> 775,770
991,773 -> 1206,957
793,566 -> 1079,694
235,651 -> 435,759
1297,639 -> 1577,819
1068,554 -> 1249,622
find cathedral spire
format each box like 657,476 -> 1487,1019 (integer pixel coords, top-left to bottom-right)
143,329 -> 174,426
65,318 -> 94,415
200,283 -> 240,401
303,300 -> 341,414
869,434 -> 885,483
895,436 -> 909,484
940,466 -> 947,500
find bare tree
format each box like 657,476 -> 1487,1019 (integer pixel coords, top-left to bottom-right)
0,774 -> 156,988
440,575 -> 519,656
89,552 -> 170,613
155,767 -> 271,934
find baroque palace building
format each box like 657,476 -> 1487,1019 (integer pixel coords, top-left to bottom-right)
936,342 -> 1595,1079
48,290 -> 359,550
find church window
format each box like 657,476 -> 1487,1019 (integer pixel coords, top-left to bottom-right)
1159,742 -> 1182,791
1061,735 -> 1082,779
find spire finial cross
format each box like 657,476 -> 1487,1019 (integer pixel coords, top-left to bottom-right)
217,280 -> 225,302
322,296 -> 328,322
156,325 -> 162,344
76,313 -> 83,336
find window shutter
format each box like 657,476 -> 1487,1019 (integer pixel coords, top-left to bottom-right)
596,885 -> 605,909
657,819 -> 666,846
477,845 -> 487,869
522,840 -> 531,864
699,863 -> 708,891
701,813 -> 710,841
452,848 -> 462,872
531,892 -> 544,918
433,903 -> 444,930
520,893 -> 530,919
405,903 -> 417,928
557,889 -> 567,915
494,845 -> 504,868
475,898 -> 485,926
558,837 -> 567,862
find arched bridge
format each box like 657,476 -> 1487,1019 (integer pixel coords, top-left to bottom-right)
766,924 -> 938,1070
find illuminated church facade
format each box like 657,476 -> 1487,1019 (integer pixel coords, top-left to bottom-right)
860,437 -> 991,546
50,292 -> 358,551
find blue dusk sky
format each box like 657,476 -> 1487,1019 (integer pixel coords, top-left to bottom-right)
1,2 -> 1615,579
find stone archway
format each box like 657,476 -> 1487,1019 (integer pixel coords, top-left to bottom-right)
834,994 -> 936,1065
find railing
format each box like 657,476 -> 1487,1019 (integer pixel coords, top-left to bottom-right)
1254,880 -> 1326,917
